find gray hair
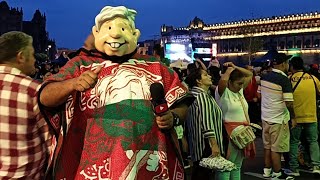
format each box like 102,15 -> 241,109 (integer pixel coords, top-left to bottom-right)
0,31 -> 32,63
95,6 -> 137,31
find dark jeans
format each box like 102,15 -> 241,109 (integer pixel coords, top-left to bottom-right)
191,140 -> 215,180
318,120 -> 320,145
192,161 -> 215,180
289,123 -> 320,170
248,101 -> 260,124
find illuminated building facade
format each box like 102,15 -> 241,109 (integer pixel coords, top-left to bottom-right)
161,12 -> 320,64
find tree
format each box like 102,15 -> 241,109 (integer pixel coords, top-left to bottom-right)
243,36 -> 264,64
241,26 -> 264,64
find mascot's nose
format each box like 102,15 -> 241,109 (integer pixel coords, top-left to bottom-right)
109,27 -> 122,39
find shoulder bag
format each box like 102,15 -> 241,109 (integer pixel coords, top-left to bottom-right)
229,93 -> 256,149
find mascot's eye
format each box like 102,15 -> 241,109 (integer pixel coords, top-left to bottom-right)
109,27 -> 111,30
122,28 -> 125,31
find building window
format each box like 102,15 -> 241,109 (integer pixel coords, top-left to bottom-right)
279,41 -> 285,49
237,44 -> 242,52
230,45 -> 235,52
224,45 -> 228,52
263,42 -> 269,50
314,39 -> 319,47
296,40 -> 302,48
287,41 -> 293,49
311,20 -> 315,27
304,39 -> 311,48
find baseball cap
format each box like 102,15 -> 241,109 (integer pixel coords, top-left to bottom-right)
272,53 -> 292,65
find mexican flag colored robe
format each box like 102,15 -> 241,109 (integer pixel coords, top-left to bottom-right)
43,51 -> 188,180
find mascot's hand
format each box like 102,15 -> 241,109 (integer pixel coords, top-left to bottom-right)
73,66 -> 102,92
156,111 -> 173,130
146,151 -> 159,172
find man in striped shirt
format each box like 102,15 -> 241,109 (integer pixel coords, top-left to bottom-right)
0,31 -> 52,179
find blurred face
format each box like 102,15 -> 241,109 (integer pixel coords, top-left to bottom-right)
283,60 -> 289,73
92,17 -> 141,56
198,70 -> 212,88
229,78 -> 244,93
21,44 -> 36,76
45,64 -> 51,70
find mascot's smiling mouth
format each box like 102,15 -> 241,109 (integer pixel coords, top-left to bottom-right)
106,41 -> 126,48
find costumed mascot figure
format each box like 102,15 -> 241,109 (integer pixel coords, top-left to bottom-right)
39,5 -> 190,180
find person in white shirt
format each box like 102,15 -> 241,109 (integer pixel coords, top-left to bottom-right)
258,53 -> 294,180
215,62 -> 254,180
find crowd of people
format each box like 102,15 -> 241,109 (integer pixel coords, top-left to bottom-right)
0,4 -> 320,180
31,61 -> 61,81
170,53 -> 320,180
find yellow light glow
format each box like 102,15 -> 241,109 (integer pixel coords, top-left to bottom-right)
209,27 -> 320,40
216,49 -> 320,57
200,12 -> 319,31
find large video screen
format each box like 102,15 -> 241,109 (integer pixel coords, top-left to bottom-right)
193,48 -> 212,54
165,43 -> 193,63
193,48 -> 212,61
192,43 -> 218,61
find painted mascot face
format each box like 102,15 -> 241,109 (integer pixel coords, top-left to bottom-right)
92,6 -> 141,56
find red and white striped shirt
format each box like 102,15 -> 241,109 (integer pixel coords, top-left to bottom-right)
0,66 -> 52,179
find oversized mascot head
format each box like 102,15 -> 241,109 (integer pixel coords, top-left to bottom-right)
92,6 -> 141,57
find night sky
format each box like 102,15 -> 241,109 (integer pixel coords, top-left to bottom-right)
6,0 -> 320,49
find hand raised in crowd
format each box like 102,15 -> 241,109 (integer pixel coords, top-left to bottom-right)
226,66 -> 235,74
223,62 -> 236,74
73,65 -> 102,92
223,62 -> 236,68
155,111 -> 174,130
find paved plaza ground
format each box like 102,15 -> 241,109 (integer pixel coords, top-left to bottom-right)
186,137 -> 320,180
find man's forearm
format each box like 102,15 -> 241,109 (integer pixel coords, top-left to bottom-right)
40,79 -> 76,107
286,101 -> 295,119
235,66 -> 253,77
171,103 -> 188,124
208,137 -> 220,156
287,106 -> 295,120
208,137 -> 218,148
